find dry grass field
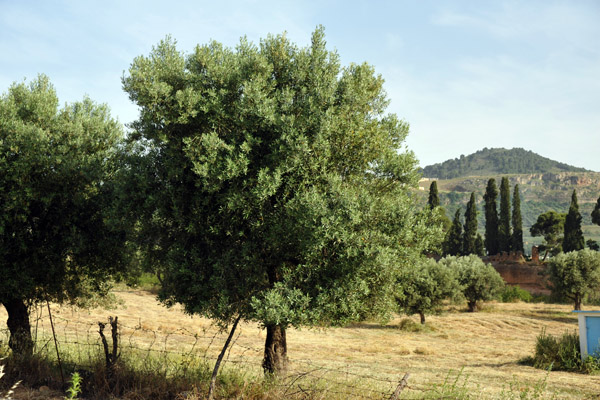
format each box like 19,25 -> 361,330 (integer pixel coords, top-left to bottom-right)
2,290 -> 600,399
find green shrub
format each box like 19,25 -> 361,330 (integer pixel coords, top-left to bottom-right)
501,285 -> 532,303
532,328 -> 600,373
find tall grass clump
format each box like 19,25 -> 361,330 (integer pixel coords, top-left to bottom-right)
531,329 -> 600,373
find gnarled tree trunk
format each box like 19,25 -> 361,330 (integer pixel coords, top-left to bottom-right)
4,298 -> 33,356
419,312 -> 426,324
467,300 -> 478,312
262,324 -> 287,375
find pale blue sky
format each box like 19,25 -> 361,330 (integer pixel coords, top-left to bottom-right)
1,0 -> 599,170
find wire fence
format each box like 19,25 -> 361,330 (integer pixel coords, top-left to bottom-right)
0,306 -> 447,399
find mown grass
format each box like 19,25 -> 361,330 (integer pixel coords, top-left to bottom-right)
2,291 -> 600,399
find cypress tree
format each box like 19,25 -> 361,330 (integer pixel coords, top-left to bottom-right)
511,184 -> 524,253
483,178 -> 499,255
563,190 -> 585,252
498,177 -> 511,253
428,181 -> 440,209
444,209 -> 463,256
592,196 -> 600,226
462,192 -> 478,255
475,233 -> 485,257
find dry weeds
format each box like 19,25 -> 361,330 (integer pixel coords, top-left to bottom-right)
2,292 -> 600,399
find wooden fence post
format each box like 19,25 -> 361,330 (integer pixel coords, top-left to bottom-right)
389,373 -> 410,400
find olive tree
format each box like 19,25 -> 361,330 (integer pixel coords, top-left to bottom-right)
0,76 -> 127,355
396,258 -> 461,324
441,255 -> 504,312
121,29 -> 440,374
546,249 -> 600,310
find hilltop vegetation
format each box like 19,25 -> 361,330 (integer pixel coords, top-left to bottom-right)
422,148 -> 590,180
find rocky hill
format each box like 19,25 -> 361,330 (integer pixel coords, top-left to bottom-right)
422,148 -> 590,180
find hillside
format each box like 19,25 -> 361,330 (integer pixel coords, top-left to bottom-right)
422,148 -> 590,180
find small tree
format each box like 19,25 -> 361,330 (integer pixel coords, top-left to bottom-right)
591,196 -> 600,226
530,211 -> 566,261
546,249 -> 600,310
441,255 -> 505,312
498,177 -> 511,252
444,209 -> 463,256
563,190 -> 585,253
586,239 -> 599,251
511,184 -> 524,253
483,178 -> 499,255
396,258 -> 461,324
428,181 -> 440,209
462,192 -> 478,255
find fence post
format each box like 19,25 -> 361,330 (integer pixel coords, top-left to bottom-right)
389,373 -> 410,400
46,300 -> 65,387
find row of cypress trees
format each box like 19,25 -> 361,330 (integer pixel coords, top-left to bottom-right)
428,182 -> 484,256
429,177 -> 600,257
428,178 -> 523,256
484,177 -> 523,255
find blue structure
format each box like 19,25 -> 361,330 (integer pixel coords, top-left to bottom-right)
573,310 -> 600,360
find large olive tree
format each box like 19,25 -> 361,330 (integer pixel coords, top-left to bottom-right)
0,76 -> 127,355
122,28 -> 440,375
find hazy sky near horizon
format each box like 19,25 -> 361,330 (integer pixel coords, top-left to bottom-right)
1,0 -> 599,171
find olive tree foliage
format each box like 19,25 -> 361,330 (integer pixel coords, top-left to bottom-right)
121,29 -> 440,374
395,258 -> 461,324
440,255 -> 504,312
530,211 -> 566,261
546,249 -> 600,310
0,76 -> 127,355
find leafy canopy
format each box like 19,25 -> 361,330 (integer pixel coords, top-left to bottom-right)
440,255 -> 504,312
530,211 -> 566,259
395,258 -> 461,323
121,28 -> 440,329
0,75 -> 126,305
546,249 -> 600,310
